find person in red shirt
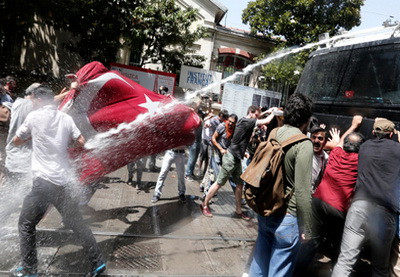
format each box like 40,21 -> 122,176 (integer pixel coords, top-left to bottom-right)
293,115 -> 365,276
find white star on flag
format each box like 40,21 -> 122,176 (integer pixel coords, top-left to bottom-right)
139,94 -> 161,114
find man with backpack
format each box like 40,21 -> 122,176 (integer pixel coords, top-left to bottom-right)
248,93 -> 314,277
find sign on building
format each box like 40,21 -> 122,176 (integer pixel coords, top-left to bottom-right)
179,65 -> 222,94
110,63 -> 176,94
222,83 -> 282,119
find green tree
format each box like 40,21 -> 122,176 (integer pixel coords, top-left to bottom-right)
128,0 -> 206,72
0,0 -> 206,75
242,0 -> 364,45
258,49 -> 310,93
242,0 -> 363,95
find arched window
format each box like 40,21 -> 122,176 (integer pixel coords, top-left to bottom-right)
215,48 -> 254,86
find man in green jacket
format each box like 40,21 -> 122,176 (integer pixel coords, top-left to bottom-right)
249,93 -> 314,277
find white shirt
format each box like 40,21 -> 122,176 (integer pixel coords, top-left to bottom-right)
16,104 -> 81,186
5,98 -> 33,173
312,150 -> 329,190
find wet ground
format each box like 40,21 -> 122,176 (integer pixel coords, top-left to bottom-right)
0,157 -> 372,276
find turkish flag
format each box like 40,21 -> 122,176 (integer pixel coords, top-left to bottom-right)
59,62 -> 200,184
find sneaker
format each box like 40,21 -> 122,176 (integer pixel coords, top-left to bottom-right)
200,202 -> 212,217
126,179 -> 133,186
179,194 -> 186,203
185,175 -> 194,181
85,263 -> 106,277
10,267 -> 37,277
199,184 -> 204,192
233,211 -> 251,221
151,194 -> 160,203
149,166 -> 160,172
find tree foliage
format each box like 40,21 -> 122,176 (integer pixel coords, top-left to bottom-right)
242,0 -> 364,45
242,0 -> 363,95
0,0 -> 206,75
128,1 -> 206,72
258,49 -> 310,92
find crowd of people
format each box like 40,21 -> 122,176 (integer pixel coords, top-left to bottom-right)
0,77 -> 399,277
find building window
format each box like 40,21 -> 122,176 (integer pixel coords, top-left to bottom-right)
216,54 -> 253,86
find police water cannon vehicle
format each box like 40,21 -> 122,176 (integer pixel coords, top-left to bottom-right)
296,23 -> 400,137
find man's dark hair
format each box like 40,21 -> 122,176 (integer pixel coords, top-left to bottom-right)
5,76 -> 16,84
373,131 -> 392,139
219,109 -> 229,120
159,86 -> 168,95
310,126 -> 327,137
32,85 -> 54,102
284,93 -> 313,127
343,132 -> 365,153
229,114 -> 238,122
247,105 -> 261,115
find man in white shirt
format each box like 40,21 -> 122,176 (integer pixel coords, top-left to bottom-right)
309,126 -> 329,193
12,85 -> 105,277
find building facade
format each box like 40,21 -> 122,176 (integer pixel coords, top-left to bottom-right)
118,0 -> 276,90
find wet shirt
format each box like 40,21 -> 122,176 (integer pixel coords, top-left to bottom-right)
16,104 -> 81,186
313,147 -> 359,212
5,98 -> 33,173
353,138 -> 400,213
228,117 -> 257,160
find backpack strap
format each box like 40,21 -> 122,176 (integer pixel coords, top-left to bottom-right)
278,132 -> 309,149
272,127 -> 310,201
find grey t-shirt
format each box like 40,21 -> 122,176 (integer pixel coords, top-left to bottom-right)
5,98 -> 33,173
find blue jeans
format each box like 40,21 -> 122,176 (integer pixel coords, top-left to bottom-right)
249,213 -> 300,277
185,142 -> 200,177
332,200 -> 397,277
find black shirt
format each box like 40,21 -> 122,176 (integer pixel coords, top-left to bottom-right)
228,117 -> 257,160
353,138 -> 400,212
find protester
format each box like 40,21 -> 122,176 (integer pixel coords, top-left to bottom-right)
126,158 -> 145,190
199,109 -> 229,192
200,105 -> 277,220
309,125 -> 329,193
0,76 -> 17,101
11,85 -> 105,277
206,113 -> 238,194
185,107 -> 204,181
332,118 -> 400,277
248,93 -> 314,277
5,83 -> 39,188
151,146 -> 187,204
198,111 -> 214,179
293,115 -> 365,276
392,218 -> 400,277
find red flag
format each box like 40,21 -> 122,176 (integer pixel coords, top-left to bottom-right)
59,62 -> 200,184
344,90 -> 354,98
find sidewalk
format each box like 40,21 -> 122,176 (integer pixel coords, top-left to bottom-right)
0,162 -> 258,276
0,159 -> 371,276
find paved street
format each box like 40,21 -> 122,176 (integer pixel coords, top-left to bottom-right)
0,158 -> 258,277
0,157 -> 371,276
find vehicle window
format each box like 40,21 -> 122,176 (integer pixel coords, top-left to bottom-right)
298,42 -> 400,105
341,44 -> 400,104
296,50 -> 351,101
